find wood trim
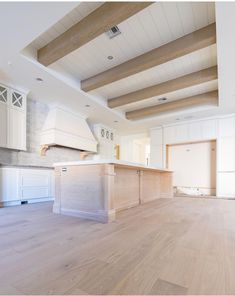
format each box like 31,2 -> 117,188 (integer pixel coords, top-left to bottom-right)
126,90 -> 218,120
38,2 -> 152,66
167,139 -> 216,147
108,66 -> 217,108
81,23 -> 216,92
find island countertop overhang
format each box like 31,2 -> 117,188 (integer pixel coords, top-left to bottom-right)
53,159 -> 172,173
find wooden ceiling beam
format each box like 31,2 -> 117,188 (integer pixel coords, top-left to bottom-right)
81,23 -> 216,92
37,2 -> 152,66
126,90 -> 218,120
108,66 -> 217,108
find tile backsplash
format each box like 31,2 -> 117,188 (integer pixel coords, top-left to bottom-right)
0,99 -> 81,167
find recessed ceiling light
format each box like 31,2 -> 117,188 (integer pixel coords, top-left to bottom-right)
85,104 -> 90,107
158,97 -> 167,102
175,118 -> 180,121
107,55 -> 114,60
36,77 -> 43,82
114,120 -> 118,123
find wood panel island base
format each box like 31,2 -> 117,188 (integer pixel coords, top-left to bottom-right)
53,160 -> 173,223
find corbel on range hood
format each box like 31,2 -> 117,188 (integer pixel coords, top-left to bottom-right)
40,106 -> 97,155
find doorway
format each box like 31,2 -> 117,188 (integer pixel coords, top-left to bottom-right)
167,140 -> 216,197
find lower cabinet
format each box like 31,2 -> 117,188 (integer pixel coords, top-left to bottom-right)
0,167 -> 54,206
0,168 -> 19,202
217,172 -> 235,197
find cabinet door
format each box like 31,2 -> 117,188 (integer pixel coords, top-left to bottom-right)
8,108 -> 26,150
217,137 -> 235,171
10,90 -> 26,111
0,84 -> 8,148
202,119 -> 217,140
164,125 -> 188,144
0,168 -> 19,202
150,128 -> 163,146
164,126 -> 176,144
150,145 -> 163,168
218,117 -> 235,138
0,103 -> 7,147
217,172 -> 235,197
188,122 -> 202,141
20,169 -> 53,200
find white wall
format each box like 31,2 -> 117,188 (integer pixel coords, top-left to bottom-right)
150,114 -> 235,197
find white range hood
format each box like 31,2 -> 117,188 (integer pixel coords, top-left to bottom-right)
40,106 -> 97,153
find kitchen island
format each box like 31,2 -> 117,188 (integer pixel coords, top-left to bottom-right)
53,160 -> 173,223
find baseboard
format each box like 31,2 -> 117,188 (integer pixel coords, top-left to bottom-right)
0,197 -> 54,207
60,207 -> 116,223
115,201 -> 139,212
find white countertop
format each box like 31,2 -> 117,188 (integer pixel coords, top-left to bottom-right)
53,159 -> 172,172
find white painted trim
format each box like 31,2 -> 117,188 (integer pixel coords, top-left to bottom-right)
150,113 -> 235,130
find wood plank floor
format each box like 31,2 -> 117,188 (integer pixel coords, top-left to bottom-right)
1,197 -> 235,295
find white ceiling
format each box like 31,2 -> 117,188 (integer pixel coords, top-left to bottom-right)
32,2 -> 215,79
0,2 -> 235,135
31,2 -> 218,114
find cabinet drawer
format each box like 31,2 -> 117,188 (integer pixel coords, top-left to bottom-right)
21,187 -> 50,200
20,170 -> 50,187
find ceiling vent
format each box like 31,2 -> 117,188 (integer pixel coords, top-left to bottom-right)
106,25 -> 121,39
158,97 -> 167,102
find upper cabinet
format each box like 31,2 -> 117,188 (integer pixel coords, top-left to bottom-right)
218,117 -> 235,138
163,119 -> 217,145
0,83 -> 27,151
10,90 -> 26,111
0,85 -> 8,148
164,124 -> 188,145
0,84 -> 8,104
150,128 -> 163,146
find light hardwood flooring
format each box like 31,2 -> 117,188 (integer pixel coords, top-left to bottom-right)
1,197 -> 235,295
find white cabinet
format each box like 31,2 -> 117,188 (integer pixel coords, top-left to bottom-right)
0,83 -> 26,151
8,108 -> 26,150
188,120 -> 217,142
150,128 -> 164,168
164,119 -> 217,145
0,167 -> 54,206
0,102 -> 7,147
217,116 -> 235,172
150,145 -> 163,168
164,124 -> 188,145
217,137 -> 235,171
164,126 -> 176,144
188,122 -> 202,141
150,128 -> 163,146
218,117 -> 235,138
202,119 -> 217,140
0,168 -> 19,202
217,172 -> 235,197
20,169 -> 53,201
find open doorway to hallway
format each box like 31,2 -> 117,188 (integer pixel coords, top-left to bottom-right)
167,140 -> 216,197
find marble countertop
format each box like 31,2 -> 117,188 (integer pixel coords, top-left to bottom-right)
0,164 -> 54,169
53,159 -> 172,172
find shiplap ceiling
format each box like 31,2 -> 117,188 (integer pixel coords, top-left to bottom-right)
32,2 -> 103,50
31,1 -> 217,120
